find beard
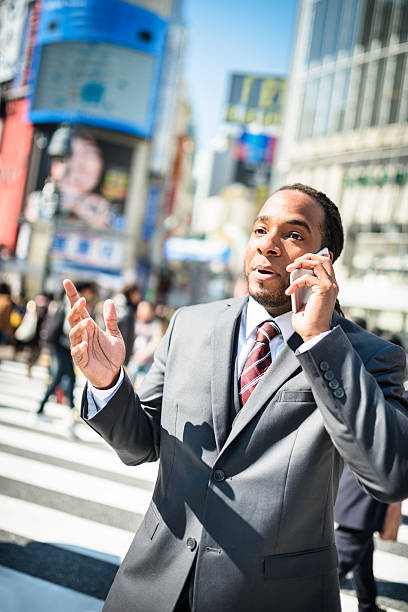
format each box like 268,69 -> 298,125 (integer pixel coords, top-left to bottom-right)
247,276 -> 291,314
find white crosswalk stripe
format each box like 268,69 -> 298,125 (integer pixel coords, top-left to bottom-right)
0,358 -> 158,612
0,358 -> 407,612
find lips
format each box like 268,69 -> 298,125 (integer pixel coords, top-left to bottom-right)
253,267 -> 279,279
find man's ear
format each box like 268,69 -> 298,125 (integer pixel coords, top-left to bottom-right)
329,250 -> 334,262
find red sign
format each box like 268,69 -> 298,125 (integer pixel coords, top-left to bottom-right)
0,98 -> 33,248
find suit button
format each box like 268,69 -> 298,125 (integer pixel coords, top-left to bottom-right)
324,370 -> 334,381
329,379 -> 339,389
334,387 -> 345,399
319,361 -> 330,371
213,469 -> 226,482
186,537 -> 197,551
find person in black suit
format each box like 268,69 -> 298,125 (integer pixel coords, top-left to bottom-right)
334,331 -> 405,612
335,464 -> 388,612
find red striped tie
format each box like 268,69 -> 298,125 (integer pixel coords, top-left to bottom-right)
239,321 -> 279,407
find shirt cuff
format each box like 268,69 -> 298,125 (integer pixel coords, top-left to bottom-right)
87,368 -> 125,417
297,330 -> 332,354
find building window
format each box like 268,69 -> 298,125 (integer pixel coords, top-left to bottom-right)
298,78 -> 320,139
321,0 -> 342,59
398,0 -> 408,43
314,72 -> 334,136
389,53 -> 407,124
370,58 -> 387,126
329,68 -> 351,133
336,0 -> 362,55
354,63 -> 369,129
307,0 -> 328,66
371,0 -> 393,47
357,0 -> 375,50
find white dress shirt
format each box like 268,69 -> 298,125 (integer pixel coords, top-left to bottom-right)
87,297 -> 330,417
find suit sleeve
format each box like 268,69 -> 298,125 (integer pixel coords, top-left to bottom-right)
296,325 -> 408,502
81,309 -> 181,466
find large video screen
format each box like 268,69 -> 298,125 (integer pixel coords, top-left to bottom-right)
32,41 -> 156,135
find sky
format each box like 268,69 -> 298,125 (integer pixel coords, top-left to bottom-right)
182,0 -> 298,153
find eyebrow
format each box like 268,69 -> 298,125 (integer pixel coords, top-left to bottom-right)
254,215 -> 312,234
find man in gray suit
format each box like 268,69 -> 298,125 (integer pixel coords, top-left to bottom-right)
64,184 -> 408,612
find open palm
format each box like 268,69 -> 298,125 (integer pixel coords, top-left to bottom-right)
64,279 -> 125,389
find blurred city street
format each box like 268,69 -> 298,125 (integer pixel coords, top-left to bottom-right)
0,0 -> 407,609
0,352 -> 407,612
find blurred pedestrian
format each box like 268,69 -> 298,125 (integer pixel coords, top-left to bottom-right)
14,294 -> 51,375
154,303 -> 171,336
335,464 -> 402,612
115,283 -> 141,366
335,329 -> 405,612
127,300 -> 163,387
0,281 -> 13,346
38,282 -> 97,421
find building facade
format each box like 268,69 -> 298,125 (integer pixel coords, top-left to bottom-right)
0,0 -> 194,298
273,0 -> 408,338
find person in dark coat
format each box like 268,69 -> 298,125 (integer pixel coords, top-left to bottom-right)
116,283 -> 141,366
334,463 -> 389,612
335,327 -> 405,612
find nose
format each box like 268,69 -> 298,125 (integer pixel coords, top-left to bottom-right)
257,233 -> 281,257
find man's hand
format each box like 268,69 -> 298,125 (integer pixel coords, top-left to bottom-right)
285,252 -> 338,343
63,279 -> 125,389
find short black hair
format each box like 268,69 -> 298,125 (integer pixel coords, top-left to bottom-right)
275,183 -> 344,262
0,281 -> 11,295
76,281 -> 98,295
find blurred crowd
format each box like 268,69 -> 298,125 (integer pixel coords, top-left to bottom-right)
1,278 -> 405,433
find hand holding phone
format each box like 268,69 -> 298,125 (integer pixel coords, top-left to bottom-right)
290,247 -> 330,313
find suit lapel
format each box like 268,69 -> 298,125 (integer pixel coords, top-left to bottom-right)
221,331 -> 303,455
211,297 -> 247,453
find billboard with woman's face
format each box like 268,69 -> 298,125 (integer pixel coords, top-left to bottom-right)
26,130 -> 132,232
24,129 -> 133,276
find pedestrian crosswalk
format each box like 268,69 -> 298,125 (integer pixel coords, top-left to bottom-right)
0,358 -> 407,611
0,358 -> 158,611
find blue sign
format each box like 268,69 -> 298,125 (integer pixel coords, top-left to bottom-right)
164,238 -> 231,263
29,0 -> 167,138
142,185 -> 161,241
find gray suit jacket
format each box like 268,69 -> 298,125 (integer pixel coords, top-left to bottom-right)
82,296 -> 408,612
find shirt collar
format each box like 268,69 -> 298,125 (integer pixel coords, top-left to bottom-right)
244,296 -> 294,343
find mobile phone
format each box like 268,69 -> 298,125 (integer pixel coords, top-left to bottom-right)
290,247 -> 330,313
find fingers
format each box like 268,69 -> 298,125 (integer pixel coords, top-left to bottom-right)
63,279 -> 80,308
64,278 -> 90,327
285,253 -> 338,298
286,252 -> 332,275
103,299 -> 121,337
67,296 -> 87,327
285,272 -> 320,296
69,317 -> 93,346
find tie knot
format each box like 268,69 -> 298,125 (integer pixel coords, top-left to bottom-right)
255,321 -> 279,344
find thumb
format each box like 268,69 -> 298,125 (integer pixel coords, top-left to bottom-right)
104,299 -> 121,337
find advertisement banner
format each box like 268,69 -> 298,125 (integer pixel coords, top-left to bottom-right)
29,0 -> 167,138
224,73 -> 286,127
51,229 -> 125,276
0,99 -> 33,248
25,130 -> 132,232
